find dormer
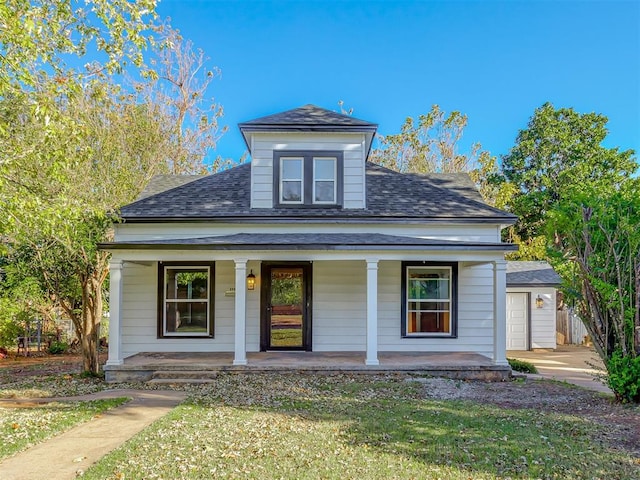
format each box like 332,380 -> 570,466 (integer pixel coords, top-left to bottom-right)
239,105 -> 377,209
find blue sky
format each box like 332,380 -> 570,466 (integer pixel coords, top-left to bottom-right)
157,0 -> 640,164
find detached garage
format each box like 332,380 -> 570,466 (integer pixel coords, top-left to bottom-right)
506,261 -> 562,351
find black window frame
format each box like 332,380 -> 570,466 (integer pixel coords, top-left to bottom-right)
273,150 -> 344,207
401,261 -> 458,338
157,261 -> 215,339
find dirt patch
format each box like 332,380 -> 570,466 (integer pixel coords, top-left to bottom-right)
0,353 -> 106,378
0,400 -> 63,408
414,376 -> 640,458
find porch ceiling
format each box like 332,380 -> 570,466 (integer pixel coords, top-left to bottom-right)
100,233 -> 518,252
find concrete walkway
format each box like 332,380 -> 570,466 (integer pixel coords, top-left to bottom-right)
0,389 -> 186,480
508,345 -> 612,394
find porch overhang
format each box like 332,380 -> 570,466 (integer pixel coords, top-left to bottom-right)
99,233 -> 518,252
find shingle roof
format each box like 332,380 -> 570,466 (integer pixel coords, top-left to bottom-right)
238,104 -> 378,155
506,261 -> 562,287
137,175 -> 204,200
120,162 -> 517,223
238,104 -> 376,128
101,233 -> 518,251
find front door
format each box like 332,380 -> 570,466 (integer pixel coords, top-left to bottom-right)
261,263 -> 312,351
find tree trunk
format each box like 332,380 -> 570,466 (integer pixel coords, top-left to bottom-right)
80,274 -> 104,375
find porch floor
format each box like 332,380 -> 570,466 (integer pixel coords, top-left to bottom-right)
104,351 -> 511,383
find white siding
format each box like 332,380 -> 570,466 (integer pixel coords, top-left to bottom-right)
378,261 -> 495,358
506,287 -> 557,349
312,261 -> 366,351
249,132 -> 366,209
263,260 -> 494,356
120,260 -> 261,358
120,259 -> 499,358
115,222 -> 501,243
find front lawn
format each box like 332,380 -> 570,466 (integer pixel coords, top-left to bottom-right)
83,374 -> 639,479
0,398 -> 128,460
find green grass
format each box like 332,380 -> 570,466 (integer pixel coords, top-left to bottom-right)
0,398 -> 128,460
271,328 -> 302,347
82,375 -> 638,480
508,357 -> 539,374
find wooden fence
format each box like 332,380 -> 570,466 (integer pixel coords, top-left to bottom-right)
556,308 -> 589,345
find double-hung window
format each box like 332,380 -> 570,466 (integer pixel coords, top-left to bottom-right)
280,157 -> 304,204
158,263 -> 215,337
313,157 -> 337,203
274,151 -> 343,206
401,262 -> 457,337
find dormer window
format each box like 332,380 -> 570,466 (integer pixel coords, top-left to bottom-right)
274,150 -> 343,207
280,157 -> 304,204
313,157 -> 337,203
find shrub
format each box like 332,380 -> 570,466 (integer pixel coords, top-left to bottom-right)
508,358 -> 538,374
0,299 -> 23,348
49,341 -> 69,355
607,351 -> 640,403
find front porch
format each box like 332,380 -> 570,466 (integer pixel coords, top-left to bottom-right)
103,351 -> 512,383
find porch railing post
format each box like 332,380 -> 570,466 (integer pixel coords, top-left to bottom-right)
233,259 -> 248,366
106,260 -> 123,366
493,260 -> 509,366
365,259 -> 379,366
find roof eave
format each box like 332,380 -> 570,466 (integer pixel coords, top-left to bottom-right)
118,215 -> 519,225
99,242 -> 519,252
238,124 -> 378,156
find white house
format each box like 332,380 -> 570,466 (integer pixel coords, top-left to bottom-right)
101,105 -> 518,381
506,261 -> 562,350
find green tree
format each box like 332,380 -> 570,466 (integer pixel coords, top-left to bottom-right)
0,0 -> 157,95
0,2 -> 227,373
501,102 -> 639,401
500,102 -> 637,241
1,87 -> 171,372
549,182 -> 639,401
370,105 -> 500,203
0,257 -> 50,349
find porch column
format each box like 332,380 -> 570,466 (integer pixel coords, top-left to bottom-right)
233,259 -> 248,366
493,259 -> 508,366
106,260 -> 123,366
365,259 -> 379,366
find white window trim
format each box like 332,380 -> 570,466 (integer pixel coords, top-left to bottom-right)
312,156 -> 337,204
405,266 -> 452,337
279,157 -> 304,204
163,265 -> 211,337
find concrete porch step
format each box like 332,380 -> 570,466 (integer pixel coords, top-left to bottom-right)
148,370 -> 221,384
148,378 -> 218,385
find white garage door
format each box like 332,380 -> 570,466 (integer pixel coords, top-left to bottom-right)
507,293 -> 528,350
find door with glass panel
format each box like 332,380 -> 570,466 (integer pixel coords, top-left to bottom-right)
261,263 -> 312,350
